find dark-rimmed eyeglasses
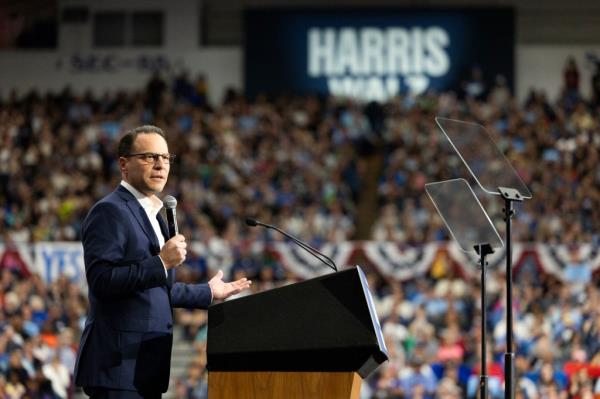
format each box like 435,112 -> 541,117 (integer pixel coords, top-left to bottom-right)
123,152 -> 176,164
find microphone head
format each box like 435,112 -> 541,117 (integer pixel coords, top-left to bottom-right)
162,195 -> 177,209
245,218 -> 258,227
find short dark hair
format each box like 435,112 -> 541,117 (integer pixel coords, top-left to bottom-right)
117,125 -> 166,157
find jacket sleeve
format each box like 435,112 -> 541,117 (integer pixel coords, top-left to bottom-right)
83,202 -> 167,299
170,282 -> 212,309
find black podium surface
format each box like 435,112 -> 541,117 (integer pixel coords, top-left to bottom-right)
207,266 -> 388,378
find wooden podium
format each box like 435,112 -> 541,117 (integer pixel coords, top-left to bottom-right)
206,267 -> 388,399
208,371 -> 362,399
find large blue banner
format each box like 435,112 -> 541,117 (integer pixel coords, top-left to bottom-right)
244,8 -> 514,101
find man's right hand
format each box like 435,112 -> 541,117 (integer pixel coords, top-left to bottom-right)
159,234 -> 187,269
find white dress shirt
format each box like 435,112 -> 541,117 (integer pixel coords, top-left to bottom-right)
120,181 -> 168,276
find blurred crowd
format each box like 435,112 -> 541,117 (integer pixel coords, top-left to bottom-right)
172,258 -> 600,399
372,58 -> 600,246
363,264 -> 600,399
0,269 -> 86,399
0,72 -> 360,251
0,60 -> 599,252
0,55 -> 599,398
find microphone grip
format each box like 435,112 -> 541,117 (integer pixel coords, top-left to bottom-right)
165,208 -> 179,238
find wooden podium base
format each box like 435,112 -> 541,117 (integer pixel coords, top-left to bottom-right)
208,371 -> 362,399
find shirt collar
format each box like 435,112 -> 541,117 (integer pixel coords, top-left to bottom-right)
120,180 -> 163,216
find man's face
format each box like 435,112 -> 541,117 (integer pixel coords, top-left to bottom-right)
119,133 -> 170,196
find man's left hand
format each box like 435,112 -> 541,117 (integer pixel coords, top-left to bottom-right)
208,270 -> 252,300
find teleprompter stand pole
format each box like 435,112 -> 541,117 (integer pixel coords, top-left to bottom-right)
475,243 -> 494,399
498,187 -> 523,399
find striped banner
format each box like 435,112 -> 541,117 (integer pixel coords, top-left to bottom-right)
1,241 -> 599,286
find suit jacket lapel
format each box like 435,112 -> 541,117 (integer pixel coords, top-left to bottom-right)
117,185 -> 160,251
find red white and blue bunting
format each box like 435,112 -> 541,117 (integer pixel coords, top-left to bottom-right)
269,241 -> 355,279
361,242 -> 438,281
1,241 -> 599,289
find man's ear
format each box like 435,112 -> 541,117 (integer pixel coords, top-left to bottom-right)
118,157 -> 128,178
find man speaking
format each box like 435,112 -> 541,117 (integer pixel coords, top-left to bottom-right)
74,125 -> 251,398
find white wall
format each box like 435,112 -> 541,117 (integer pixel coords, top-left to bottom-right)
2,1 -> 599,104
0,48 -> 241,104
517,45 -> 600,103
0,0 -> 242,104
1,44 -> 600,104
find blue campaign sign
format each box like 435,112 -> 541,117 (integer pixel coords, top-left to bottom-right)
33,242 -> 85,288
244,8 -> 514,101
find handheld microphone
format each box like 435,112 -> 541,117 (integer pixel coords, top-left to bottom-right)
162,195 -> 179,238
245,218 -> 338,273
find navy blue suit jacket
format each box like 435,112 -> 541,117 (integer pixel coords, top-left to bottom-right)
74,185 -> 212,393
